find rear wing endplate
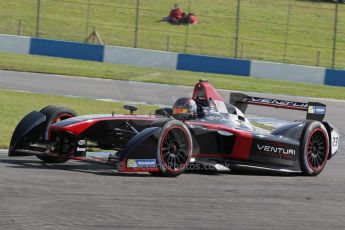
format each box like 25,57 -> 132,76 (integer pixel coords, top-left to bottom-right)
230,93 -> 326,121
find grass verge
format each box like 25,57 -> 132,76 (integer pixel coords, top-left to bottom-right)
1,0 -> 344,67
1,52 -> 345,100
0,89 -> 157,149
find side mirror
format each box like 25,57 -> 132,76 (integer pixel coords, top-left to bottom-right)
124,105 -> 138,115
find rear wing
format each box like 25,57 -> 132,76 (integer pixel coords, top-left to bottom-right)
230,93 -> 326,121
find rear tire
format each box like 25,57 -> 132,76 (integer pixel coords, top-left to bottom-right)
300,121 -> 329,176
37,106 -> 77,163
155,120 -> 192,177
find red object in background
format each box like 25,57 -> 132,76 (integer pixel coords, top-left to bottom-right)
169,8 -> 184,20
189,14 -> 198,24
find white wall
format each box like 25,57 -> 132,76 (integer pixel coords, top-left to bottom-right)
0,34 -> 31,54
250,60 -> 326,84
103,46 -> 178,69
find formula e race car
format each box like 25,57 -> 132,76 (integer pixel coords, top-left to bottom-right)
9,80 -> 340,177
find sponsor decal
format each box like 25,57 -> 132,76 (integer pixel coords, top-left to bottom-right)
77,140 -> 87,153
331,129 -> 340,155
249,97 -> 308,108
308,106 -> 326,115
127,159 -> 137,168
256,144 -> 296,160
204,114 -> 224,121
127,159 -> 157,168
78,140 -> 87,145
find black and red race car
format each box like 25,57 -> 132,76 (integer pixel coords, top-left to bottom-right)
9,80 -> 340,177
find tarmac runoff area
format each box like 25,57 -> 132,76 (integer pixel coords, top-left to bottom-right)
0,70 -> 345,229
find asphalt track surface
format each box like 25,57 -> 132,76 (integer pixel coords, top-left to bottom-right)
0,70 -> 345,229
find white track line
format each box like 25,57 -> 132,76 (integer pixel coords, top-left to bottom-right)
0,149 -> 8,155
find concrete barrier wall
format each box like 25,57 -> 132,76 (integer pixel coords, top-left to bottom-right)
104,46 -> 177,69
30,38 -> 104,62
324,69 -> 345,86
177,54 -> 251,76
0,34 -> 30,54
0,34 -> 344,87
250,60 -> 326,84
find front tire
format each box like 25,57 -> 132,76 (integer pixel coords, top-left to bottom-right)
300,121 -> 329,176
154,120 -> 193,177
36,106 -> 77,163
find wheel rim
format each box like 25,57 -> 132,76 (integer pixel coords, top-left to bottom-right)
47,113 -> 75,157
47,113 -> 74,140
160,126 -> 190,172
307,128 -> 328,171
51,113 -> 74,124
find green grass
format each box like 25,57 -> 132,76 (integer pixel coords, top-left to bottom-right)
0,0 -> 344,68
1,52 -> 345,100
0,89 -> 157,149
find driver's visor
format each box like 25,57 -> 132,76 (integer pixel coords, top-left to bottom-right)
173,107 -> 188,114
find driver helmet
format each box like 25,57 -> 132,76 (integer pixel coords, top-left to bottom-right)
172,97 -> 197,120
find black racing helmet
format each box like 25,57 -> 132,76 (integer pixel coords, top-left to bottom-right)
172,97 -> 197,120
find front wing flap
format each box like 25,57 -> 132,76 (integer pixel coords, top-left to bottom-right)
9,111 -> 46,156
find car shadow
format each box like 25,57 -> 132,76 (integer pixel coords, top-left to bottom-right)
0,158 -> 300,177
228,166 -> 300,177
0,158 -> 152,177
186,166 -> 299,177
